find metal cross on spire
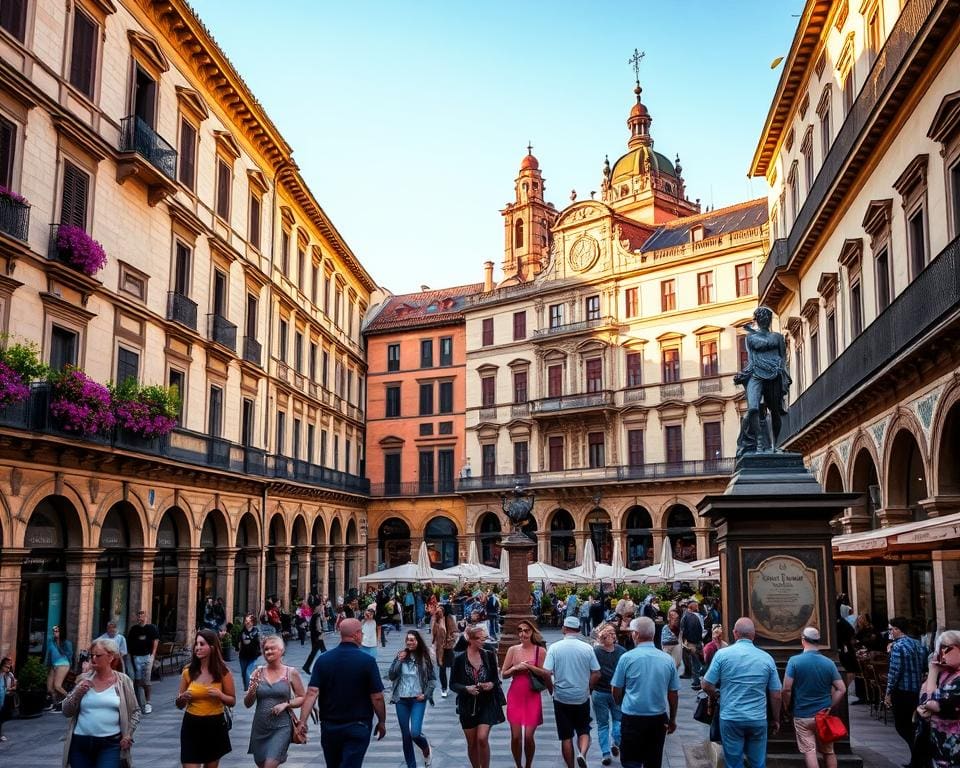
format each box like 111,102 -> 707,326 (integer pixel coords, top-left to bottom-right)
628,48 -> 646,84
527,141 -> 533,155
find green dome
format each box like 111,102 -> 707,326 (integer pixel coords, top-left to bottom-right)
610,146 -> 677,182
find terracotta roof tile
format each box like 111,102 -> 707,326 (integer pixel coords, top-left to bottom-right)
639,198 -> 768,253
364,282 -> 484,334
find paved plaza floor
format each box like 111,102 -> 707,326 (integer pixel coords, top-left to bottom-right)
0,627 -> 906,768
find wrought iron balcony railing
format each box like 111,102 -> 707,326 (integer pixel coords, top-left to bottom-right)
167,291 -> 198,330
208,314 -> 237,351
368,479 -> 457,497
119,116 -> 177,180
0,195 -> 29,241
530,391 -> 614,414
242,336 -> 262,367
533,315 -> 616,338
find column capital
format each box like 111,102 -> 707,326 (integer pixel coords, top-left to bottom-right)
66,547 -> 104,565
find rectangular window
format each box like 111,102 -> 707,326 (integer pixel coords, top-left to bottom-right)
626,352 -> 642,387
178,119 -> 196,190
588,432 -> 605,468
419,423 -> 434,437
116,346 -> 139,384
661,279 -> 676,312
842,70 -> 855,116
439,336 -> 453,366
586,358 -> 602,392
624,287 -> 639,318
297,246 -> 306,292
385,385 -> 400,417
703,421 -> 722,463
323,274 -> 330,315
208,385 -> 223,437
627,429 -> 644,467
215,158 -> 231,220
796,343 -> 805,391
850,280 -> 863,338
333,434 -> 339,470
513,311 -> 526,340
876,247 -> 891,312
294,331 -> 304,373
819,99 -> 832,158
514,441 -> 529,475
699,339 -> 718,377
309,342 -> 317,381
950,159 -> 960,237
826,311 -> 838,363
418,450 -> 434,493
311,262 -> 319,305
481,376 -> 495,407
438,449 -> 454,492
275,410 -> 285,455
278,319 -> 288,363
0,0 -> 28,41
50,325 -> 78,372
438,421 -> 453,435
241,399 -> 254,447
307,423 -> 315,463
168,369 -> 185,424
439,381 -> 453,413
908,208 -> 927,278
866,5 -> 883,64
0,116 -> 14,189
548,436 -> 564,472
420,339 -> 433,368
737,334 -> 749,372
60,160 -> 90,230
585,295 -> 600,321
789,169 -> 799,223
292,418 -> 301,460
248,194 -> 261,249
387,343 -> 400,372
320,430 -> 328,466
173,241 -> 191,296
661,348 -> 680,383
212,269 -> 227,317
804,144 -> 814,192
481,318 -> 493,346
810,329 -> 820,379
69,8 -> 97,98
665,424 -> 683,464
548,364 -> 562,398
419,382 -> 433,416
321,351 -> 329,388
513,370 -> 527,403
735,263 -> 753,298
549,304 -> 563,328
334,288 -> 342,327
482,444 -> 496,478
697,272 -> 714,304
384,453 -> 401,491
281,231 -> 290,276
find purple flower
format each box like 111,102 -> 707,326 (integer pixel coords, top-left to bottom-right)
0,186 -> 27,205
113,382 -> 178,438
49,368 -> 115,435
0,361 -> 29,408
56,225 -> 107,277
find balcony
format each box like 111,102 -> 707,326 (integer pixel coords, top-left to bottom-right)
242,336 -> 262,367
167,291 -> 198,330
511,403 -> 530,418
660,382 -> 685,400
0,195 -> 29,241
533,315 -> 616,339
698,377 -> 722,395
780,234 -> 960,447
479,406 -> 497,421
208,314 -> 237,352
117,116 -> 177,205
368,479 -> 457,497
530,390 -> 614,416
623,387 -> 646,403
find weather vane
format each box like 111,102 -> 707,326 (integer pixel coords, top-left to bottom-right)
628,48 -> 646,83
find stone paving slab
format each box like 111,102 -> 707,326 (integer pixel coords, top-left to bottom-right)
0,628 -> 906,768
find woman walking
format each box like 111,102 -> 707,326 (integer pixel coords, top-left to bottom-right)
0,656 -> 15,742
61,638 -> 139,768
917,629 -> 960,768
176,628 -> 236,768
360,606 -> 381,658
244,636 -> 305,768
661,609 -> 683,670
238,614 -> 261,691
431,604 -> 458,697
501,620 -> 551,768
450,625 -> 505,768
45,625 -> 74,711
388,631 -> 436,768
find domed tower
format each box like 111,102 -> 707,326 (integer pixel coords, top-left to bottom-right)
500,145 -> 558,285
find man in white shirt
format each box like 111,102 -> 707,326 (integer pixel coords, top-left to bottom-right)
96,621 -> 130,675
545,616 -> 602,768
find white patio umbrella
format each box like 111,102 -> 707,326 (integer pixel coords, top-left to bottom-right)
466,539 -> 481,566
416,541 -> 435,580
581,539 -> 598,579
358,560 -> 458,584
441,561 -> 505,582
527,561 -> 579,584
660,536 -> 676,581
499,547 -> 509,578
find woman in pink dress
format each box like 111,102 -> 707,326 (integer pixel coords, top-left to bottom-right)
501,620 -> 552,768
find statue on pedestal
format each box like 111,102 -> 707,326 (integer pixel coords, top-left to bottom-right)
735,306 -> 792,458
502,486 -> 535,538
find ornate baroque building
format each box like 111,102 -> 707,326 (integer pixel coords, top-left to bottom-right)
0,0 -> 375,659
750,0 -> 960,629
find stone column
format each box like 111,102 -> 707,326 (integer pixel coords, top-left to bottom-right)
66,548 -> 103,654
848,566 -> 873,618
295,545 -> 311,597
457,535 -> 470,565
932,550 -> 960,629
274,546 -> 292,608
0,549 -> 26,661
877,507 -> 913,620
177,548 -> 202,645
538,531 -> 548,563
216,547 -> 239,622
317,546 -> 330,599
651,529 -> 666,562
127,548 -> 157,627
694,526 -> 711,561
244,547 -> 262,617
333,547 -> 346,601
574,530 -> 588,562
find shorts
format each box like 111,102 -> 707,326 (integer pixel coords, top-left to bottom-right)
553,700 -> 592,741
794,716 -> 834,755
132,655 -> 153,683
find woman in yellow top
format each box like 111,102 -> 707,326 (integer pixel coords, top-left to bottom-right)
176,628 -> 236,768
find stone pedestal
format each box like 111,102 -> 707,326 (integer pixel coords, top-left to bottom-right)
698,453 -> 862,768
498,532 -> 537,664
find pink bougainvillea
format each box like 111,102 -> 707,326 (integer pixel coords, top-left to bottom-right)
56,224 -> 107,277
49,368 -> 115,435
0,186 -> 27,205
114,387 -> 178,438
0,360 -> 29,408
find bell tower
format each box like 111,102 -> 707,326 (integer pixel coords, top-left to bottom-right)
500,145 -> 557,285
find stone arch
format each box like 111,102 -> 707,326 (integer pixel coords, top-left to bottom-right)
846,431 -> 881,491
931,384 -> 960,498
345,519 -> 358,545
823,462 -> 845,492
624,505 -> 654,569
818,448 -> 843,485
236,512 -> 259,548
199,507 -> 230,550
99,499 -> 145,549
585,507 -> 613,562
16,480 -> 90,547
885,419 -> 930,517
662,502 -> 697,562
475,511 -> 502,567
93,488 -> 149,541
291,514 -> 309,546
378,517 -> 411,568
547,508 -> 576,568
330,517 -> 343,546
311,516 -> 326,547
267,511 -> 289,547
424,515 -> 459,568
156,506 -> 191,549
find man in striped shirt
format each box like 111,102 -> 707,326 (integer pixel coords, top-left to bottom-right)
884,616 -> 928,767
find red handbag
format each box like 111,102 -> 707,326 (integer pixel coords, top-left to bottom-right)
814,710 -> 847,743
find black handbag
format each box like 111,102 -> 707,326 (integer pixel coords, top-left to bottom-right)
709,705 -> 722,743
693,693 -> 713,725
529,647 -> 547,693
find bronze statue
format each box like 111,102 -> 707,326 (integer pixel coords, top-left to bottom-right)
501,486 -> 535,536
735,306 -> 792,457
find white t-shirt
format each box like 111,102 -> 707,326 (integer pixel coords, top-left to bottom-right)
361,619 -> 378,648
544,635 -> 601,705
74,684 -> 121,737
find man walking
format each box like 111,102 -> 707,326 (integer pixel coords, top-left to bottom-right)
679,601 -> 705,689
544,616 -> 601,768
782,627 -> 846,768
302,602 -> 327,675
299,618 -> 386,767
702,617 -> 782,768
611,617 -> 680,768
96,621 -> 130,676
486,589 -> 501,640
127,609 -> 159,713
884,617 -> 929,767
593,623 -> 627,765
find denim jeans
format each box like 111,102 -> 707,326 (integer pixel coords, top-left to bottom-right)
395,698 -> 429,768
488,616 -> 500,639
240,657 -> 259,691
68,734 -> 122,768
719,718 -> 768,768
592,690 -> 621,756
320,720 -> 373,768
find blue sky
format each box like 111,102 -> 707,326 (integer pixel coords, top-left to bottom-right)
191,2 -> 799,294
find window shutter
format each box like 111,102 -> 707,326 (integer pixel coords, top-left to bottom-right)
61,161 -> 89,229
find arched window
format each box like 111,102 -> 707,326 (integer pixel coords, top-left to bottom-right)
586,509 -> 612,562
477,513 -> 502,566
425,517 -> 459,569
665,505 -> 697,562
625,506 -> 653,569
378,518 -> 411,568
549,509 -> 575,568
515,219 -> 524,248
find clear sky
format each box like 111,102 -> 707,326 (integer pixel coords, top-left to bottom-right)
191,1 -> 800,294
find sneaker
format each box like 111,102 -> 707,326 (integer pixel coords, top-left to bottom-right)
424,750 -> 433,768
576,755 -> 588,768
441,689 -> 448,698
611,745 -> 620,757
143,703 -> 153,714
602,757 -> 612,766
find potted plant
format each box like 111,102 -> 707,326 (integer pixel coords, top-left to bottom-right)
15,656 -> 48,718
112,379 -> 179,444
48,367 -> 115,436
220,628 -> 233,661
55,224 -> 107,277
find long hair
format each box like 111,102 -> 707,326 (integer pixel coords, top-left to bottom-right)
517,620 -> 546,648
187,628 -> 228,682
405,630 -> 433,675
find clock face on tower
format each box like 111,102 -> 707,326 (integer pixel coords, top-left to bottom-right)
568,236 -> 600,272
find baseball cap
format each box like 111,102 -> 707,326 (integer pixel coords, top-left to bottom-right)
563,616 -> 581,630
801,626 -> 821,642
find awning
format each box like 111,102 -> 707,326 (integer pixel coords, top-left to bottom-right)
832,510 -> 960,561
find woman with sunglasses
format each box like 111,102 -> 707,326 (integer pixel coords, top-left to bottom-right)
501,620 -> 550,768
450,624 -> 505,768
917,630 -> 960,768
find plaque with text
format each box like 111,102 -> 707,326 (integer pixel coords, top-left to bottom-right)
746,553 -> 820,643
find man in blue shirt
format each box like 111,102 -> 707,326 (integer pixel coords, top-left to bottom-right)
611,617 -> 680,768
884,616 -> 929,767
702,617 -> 782,768
782,627 -> 845,768
299,618 -> 386,767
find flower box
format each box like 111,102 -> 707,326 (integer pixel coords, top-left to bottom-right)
54,224 -> 107,276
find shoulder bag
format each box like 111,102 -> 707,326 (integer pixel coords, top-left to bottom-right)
693,692 -> 713,725
286,667 -> 307,745
814,710 -> 847,743
529,646 -> 547,693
